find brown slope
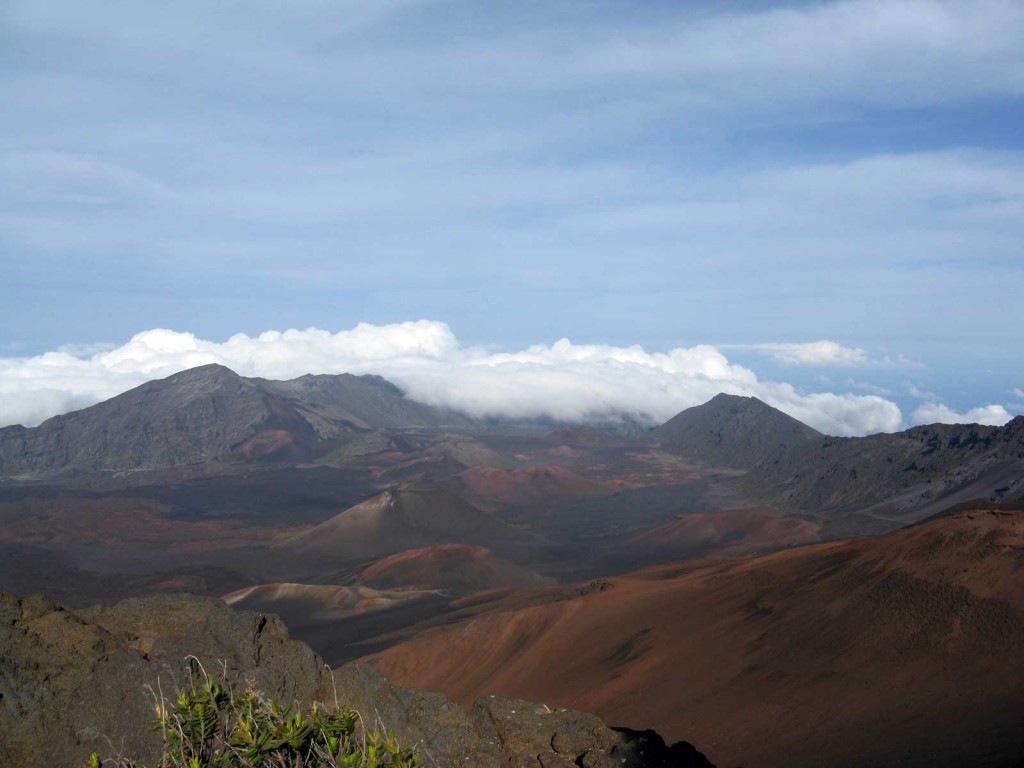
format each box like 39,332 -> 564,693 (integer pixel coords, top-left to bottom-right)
369,508 -> 1024,768
277,488 -> 537,564
223,582 -> 439,625
441,465 -> 613,507
426,437 -> 512,469
360,544 -> 552,594
627,507 -> 820,558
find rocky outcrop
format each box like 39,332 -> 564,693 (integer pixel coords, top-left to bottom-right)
333,664 -> 713,768
0,592 -> 711,768
0,593 -> 327,767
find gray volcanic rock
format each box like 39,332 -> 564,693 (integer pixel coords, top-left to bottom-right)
656,396 -> 1024,529
258,372 -> 470,432
0,592 -> 328,768
0,365 -> 472,478
653,393 -> 822,469
743,415 -> 1024,527
0,592 -> 711,768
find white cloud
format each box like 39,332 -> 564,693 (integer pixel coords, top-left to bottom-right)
1014,387 -> 1024,399
912,402 -> 1012,426
2,322 -> 1014,435
0,321 -> 906,436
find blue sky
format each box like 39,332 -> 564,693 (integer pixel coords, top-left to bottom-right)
1,0 -> 1022,432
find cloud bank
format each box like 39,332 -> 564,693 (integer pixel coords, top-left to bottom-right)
0,320 -> 994,437
2,321 -> 1015,435
911,402 -> 1012,427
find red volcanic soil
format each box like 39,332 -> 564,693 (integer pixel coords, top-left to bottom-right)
598,451 -> 705,491
369,509 -> 1024,768
223,582 -> 437,623
442,465 -> 612,507
360,544 -> 551,594
628,507 -> 820,557
278,488 -> 534,563
231,429 -> 296,459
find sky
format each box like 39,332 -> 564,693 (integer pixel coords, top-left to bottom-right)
1,0 -> 1022,434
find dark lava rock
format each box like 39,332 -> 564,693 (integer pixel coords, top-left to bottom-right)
331,664 -> 713,768
0,592 -> 712,768
0,592 -> 327,768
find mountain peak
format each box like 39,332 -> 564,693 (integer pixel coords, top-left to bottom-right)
705,392 -> 782,412
653,393 -> 821,469
163,362 -> 242,382
708,392 -> 755,402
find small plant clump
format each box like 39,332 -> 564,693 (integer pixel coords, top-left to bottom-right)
86,660 -> 420,768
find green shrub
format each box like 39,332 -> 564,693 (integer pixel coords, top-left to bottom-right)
87,660 -> 420,768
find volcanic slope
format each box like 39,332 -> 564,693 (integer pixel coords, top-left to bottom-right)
0,364 -> 472,478
656,394 -> 1024,531
360,544 -> 552,593
627,506 -> 821,558
222,545 -> 553,664
439,465 -> 613,508
223,582 -> 440,625
369,506 -> 1024,768
652,393 -> 822,469
278,489 -> 538,565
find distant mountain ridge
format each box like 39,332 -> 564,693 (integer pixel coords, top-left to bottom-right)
655,394 -> 1024,527
0,364 -> 472,477
746,416 -> 1024,523
4,370 -> 1021,532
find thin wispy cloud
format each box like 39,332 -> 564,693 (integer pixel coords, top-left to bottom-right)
724,340 -> 920,368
